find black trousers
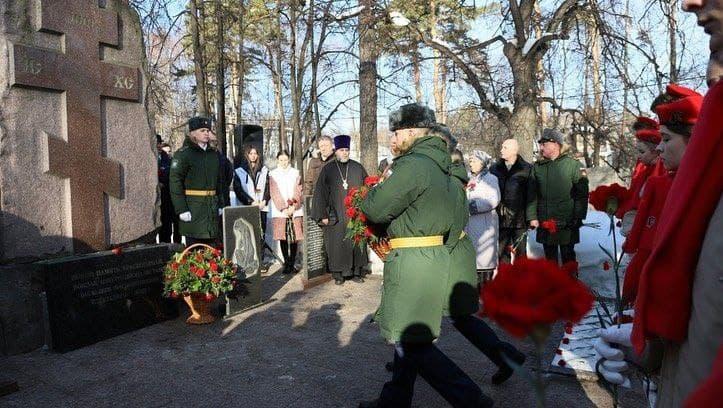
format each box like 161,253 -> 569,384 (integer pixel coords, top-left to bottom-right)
543,244 -> 576,265
498,228 -> 527,264
185,237 -> 217,247
279,240 -> 298,268
159,189 -> 181,243
450,315 -> 510,369
378,342 -> 487,408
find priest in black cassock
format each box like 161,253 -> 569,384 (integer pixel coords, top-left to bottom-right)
311,135 -> 369,285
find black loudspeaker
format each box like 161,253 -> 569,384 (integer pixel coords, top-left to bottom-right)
234,124 -> 264,168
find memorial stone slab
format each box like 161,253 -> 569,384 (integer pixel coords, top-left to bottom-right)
41,244 -> 179,353
222,206 -> 263,315
302,196 -> 328,285
0,0 -> 157,260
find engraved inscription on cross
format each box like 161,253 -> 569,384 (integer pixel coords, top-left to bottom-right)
10,0 -> 141,252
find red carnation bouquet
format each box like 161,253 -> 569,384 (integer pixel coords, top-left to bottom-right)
163,244 -> 237,303
482,257 -> 593,406
344,175 -> 391,260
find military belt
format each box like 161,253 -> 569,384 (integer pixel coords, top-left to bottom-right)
185,189 -> 216,197
389,235 -> 444,249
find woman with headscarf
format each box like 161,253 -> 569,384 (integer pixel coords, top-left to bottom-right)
464,150 -> 501,284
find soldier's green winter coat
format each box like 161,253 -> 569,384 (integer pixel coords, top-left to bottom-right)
444,163 -> 480,317
526,150 -> 589,245
360,136 -> 456,343
169,138 -> 222,239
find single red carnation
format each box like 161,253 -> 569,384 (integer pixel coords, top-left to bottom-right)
346,207 -> 357,218
364,175 -> 381,186
348,186 -> 358,197
556,349 -> 563,355
344,195 -> 353,208
541,219 -> 558,234
170,262 -> 179,271
193,267 -> 206,278
589,184 -> 630,215
211,276 -> 221,284
358,212 -> 367,223
565,326 -> 573,334
363,227 -> 373,238
562,337 -> 570,345
480,258 -> 594,339
603,261 -> 611,271
210,261 -> 218,272
213,248 -> 221,257
558,360 -> 567,367
111,247 -> 123,256
204,293 -> 216,302
169,291 -> 179,299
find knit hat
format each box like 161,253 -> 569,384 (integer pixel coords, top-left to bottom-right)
189,116 -> 213,132
538,128 -> 564,145
334,135 -> 351,150
389,103 -> 436,131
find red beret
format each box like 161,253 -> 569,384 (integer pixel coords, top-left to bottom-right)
655,84 -> 703,126
634,116 -> 661,144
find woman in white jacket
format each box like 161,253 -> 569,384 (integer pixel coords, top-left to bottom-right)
269,150 -> 304,274
464,150 -> 501,285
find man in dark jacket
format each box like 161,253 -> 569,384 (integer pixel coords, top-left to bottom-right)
527,128 -> 589,265
158,138 -> 180,243
490,139 -> 532,263
169,117 -> 223,246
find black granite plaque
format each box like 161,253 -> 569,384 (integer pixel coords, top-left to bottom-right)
303,196 -> 328,280
41,244 -> 179,352
222,206 -> 263,315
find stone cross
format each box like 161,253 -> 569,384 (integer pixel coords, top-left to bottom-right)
10,0 -> 141,252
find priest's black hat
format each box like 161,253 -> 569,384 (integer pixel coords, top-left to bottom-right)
389,103 -> 436,131
334,135 -> 351,150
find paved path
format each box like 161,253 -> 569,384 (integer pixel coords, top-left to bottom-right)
2,266 -> 645,407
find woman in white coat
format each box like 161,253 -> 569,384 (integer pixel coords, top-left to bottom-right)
269,150 -> 304,274
464,150 -> 501,285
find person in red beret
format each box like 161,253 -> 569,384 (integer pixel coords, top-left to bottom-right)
620,85 -> 703,305
617,117 -> 665,235
596,1 -> 723,406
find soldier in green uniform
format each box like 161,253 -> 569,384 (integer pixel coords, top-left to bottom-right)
526,128 -> 589,264
358,105 -> 491,408
169,116 -> 223,246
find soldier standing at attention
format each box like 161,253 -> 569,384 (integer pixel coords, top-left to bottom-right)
169,116 -> 223,246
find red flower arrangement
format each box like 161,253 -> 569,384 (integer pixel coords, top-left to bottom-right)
344,175 -> 390,260
589,183 -> 630,215
481,257 -> 594,339
163,245 -> 236,302
466,181 -> 477,191
540,219 -> 558,234
603,261 -> 610,271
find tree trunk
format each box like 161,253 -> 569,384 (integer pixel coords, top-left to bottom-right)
668,0 -> 678,82
236,0 -> 246,126
215,0 -> 227,155
272,9 -> 287,152
189,0 -> 210,116
590,19 -> 602,167
412,47 -> 422,102
507,50 -> 538,161
358,0 -> 378,173
430,0 -> 447,123
289,1 -> 304,169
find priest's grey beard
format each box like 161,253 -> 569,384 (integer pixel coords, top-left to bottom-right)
338,157 -> 350,163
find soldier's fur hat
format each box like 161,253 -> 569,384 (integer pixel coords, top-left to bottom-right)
389,103 -> 436,131
189,116 -> 213,132
538,128 -> 564,145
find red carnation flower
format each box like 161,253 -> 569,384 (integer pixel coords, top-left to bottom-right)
466,182 -> 477,191
170,262 -> 179,271
213,248 -> 221,257
556,348 -> 563,355
210,261 -> 218,272
211,276 -> 221,284
358,212 -> 367,223
348,186 -> 358,197
558,360 -> 567,367
603,261 -> 610,271
364,175 -> 381,186
169,291 -> 179,299
346,207 -> 357,218
111,246 -> 123,256
589,184 -> 630,215
344,195 -> 353,208
565,326 -> 573,335
541,219 -> 558,234
204,293 -> 216,302
193,267 -> 206,278
480,258 -> 594,339
562,337 -> 570,345
363,227 -> 373,238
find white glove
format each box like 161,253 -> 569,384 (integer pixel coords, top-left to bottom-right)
594,323 -> 633,385
179,211 -> 192,222
218,208 -> 223,216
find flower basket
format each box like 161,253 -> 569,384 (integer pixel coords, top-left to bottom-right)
163,243 -> 237,325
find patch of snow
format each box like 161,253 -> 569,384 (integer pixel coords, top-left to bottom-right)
332,5 -> 365,21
